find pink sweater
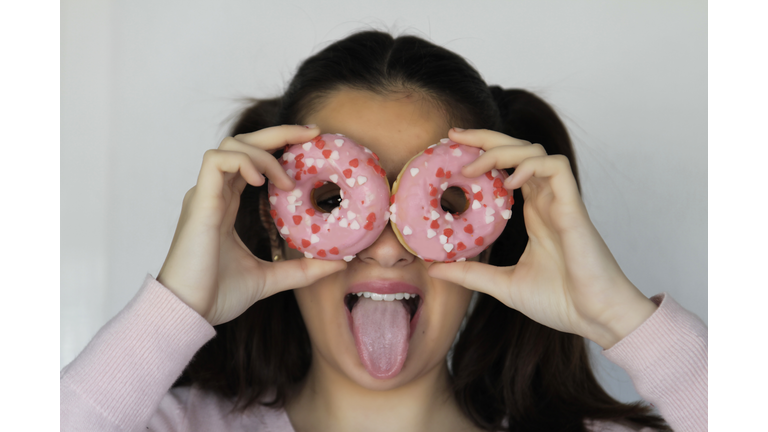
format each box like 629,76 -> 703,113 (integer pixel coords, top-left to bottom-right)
60,276 -> 708,431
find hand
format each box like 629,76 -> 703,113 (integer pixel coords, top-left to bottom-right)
157,125 -> 347,326
428,128 -> 657,349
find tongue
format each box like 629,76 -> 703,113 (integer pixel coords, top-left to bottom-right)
351,297 -> 410,379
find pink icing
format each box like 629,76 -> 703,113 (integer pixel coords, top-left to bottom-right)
390,139 -> 513,262
268,134 -> 391,261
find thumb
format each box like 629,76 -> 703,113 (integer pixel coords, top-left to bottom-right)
262,258 -> 347,297
428,261 -> 510,300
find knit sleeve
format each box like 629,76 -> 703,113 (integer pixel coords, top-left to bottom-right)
602,294 -> 708,432
60,275 -> 216,432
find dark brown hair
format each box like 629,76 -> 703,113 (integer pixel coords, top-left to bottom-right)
174,31 -> 669,431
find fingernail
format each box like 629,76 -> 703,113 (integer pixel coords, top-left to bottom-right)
452,127 -> 465,132
304,124 -> 317,129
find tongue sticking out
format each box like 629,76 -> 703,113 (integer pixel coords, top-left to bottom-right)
351,297 -> 410,379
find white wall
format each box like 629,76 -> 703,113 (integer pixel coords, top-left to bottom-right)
61,0 -> 707,405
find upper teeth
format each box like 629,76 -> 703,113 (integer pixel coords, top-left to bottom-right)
355,292 -> 418,301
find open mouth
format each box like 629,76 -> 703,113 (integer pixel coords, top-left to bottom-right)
344,292 -> 421,322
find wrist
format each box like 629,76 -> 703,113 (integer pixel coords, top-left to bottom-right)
589,290 -> 658,349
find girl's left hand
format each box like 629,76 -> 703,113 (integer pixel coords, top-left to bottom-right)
428,128 -> 657,349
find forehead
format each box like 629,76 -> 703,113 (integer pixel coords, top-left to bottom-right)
304,89 -> 450,184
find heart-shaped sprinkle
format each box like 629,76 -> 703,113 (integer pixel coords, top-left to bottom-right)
357,176 -> 367,185
444,243 -> 454,252
287,196 -> 296,204
427,229 -> 436,238
346,178 -> 356,187
343,255 -> 354,262
347,211 -> 356,220
501,209 -> 512,219
472,200 -> 482,210
316,159 -> 325,168
495,198 -> 505,207
280,226 -> 289,235
403,226 -> 413,235
350,221 -> 360,230
329,247 -> 339,255
335,139 -> 344,146
302,142 -> 311,151
485,215 -> 494,224
486,207 -> 495,216
310,234 -> 319,244
471,184 -> 481,193
304,251 -> 313,259
269,196 -> 277,205
329,174 -> 338,183
341,199 -> 350,208
439,235 -> 447,244
452,148 -> 462,156
441,182 -> 448,191
410,168 -> 420,177
339,219 -> 349,228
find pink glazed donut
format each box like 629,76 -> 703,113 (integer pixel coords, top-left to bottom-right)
389,139 -> 513,262
268,134 -> 390,261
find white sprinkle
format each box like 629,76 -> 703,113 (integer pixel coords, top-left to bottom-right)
327,215 -> 336,223
431,210 -> 440,220
280,226 -> 289,235
501,209 -> 512,220
495,198 -> 505,207
346,178 -> 356,187
441,182 -> 448,191
329,174 -> 339,183
384,211 -> 390,220
471,184 -> 481,193
304,251 -> 313,258
330,150 -> 339,160
445,213 -> 454,221
486,207 -> 495,216
428,143 -> 437,148
286,169 -> 295,177
491,169 -> 499,177
341,199 -> 350,208
284,153 -> 295,161
427,229 -> 436,238
350,221 -> 360,230
302,142 -> 311,151
339,189 -> 344,199
472,200 -> 482,210
336,133 -> 345,137
331,208 -> 340,217
452,148 -> 462,156
439,235 -> 447,244
403,226 -> 413,235
344,255 -> 355,262
291,189 -> 303,197
390,214 -> 396,223
410,168 -> 420,177
440,138 -> 449,143
310,235 -> 319,244
364,147 -> 372,154
305,158 -> 315,167
269,196 -> 277,205
485,215 -> 495,224
287,195 -> 296,204
316,159 -> 325,168
390,204 -> 397,214
357,176 -> 367,185
457,257 -> 466,262
339,219 -> 349,228
444,243 -> 454,252
479,149 -> 485,155
322,213 -> 329,220
347,211 -> 356,220
334,139 -> 344,146
287,205 -> 296,213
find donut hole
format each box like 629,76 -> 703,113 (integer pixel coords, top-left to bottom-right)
440,186 -> 469,215
311,182 -> 342,213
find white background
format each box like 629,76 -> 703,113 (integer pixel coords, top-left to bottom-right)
60,0 -> 707,406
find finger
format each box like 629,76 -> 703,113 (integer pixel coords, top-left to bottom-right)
448,128 -> 532,150
196,149 -> 265,199
428,260 -> 510,301
504,155 -> 580,199
231,124 -> 320,152
218,137 -> 295,191
460,143 -> 547,178
262,258 -> 347,296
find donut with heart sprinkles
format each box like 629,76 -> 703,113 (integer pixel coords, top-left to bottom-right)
389,139 -> 513,262
268,133 -> 390,261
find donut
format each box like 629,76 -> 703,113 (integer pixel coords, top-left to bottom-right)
389,139 -> 513,262
268,133 -> 390,261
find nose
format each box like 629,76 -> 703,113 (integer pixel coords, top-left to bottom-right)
356,223 -> 416,268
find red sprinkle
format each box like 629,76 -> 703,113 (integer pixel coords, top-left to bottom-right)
430,198 -> 438,208
281,159 -> 288,165
450,144 -> 459,149
390,195 -> 396,204
372,152 -> 380,161
295,160 -> 305,170
367,212 -> 376,222
301,238 -> 311,248
493,178 -> 503,188
424,148 -> 434,155
444,228 -> 454,238
349,158 -> 359,168
474,191 -> 483,201
429,185 -> 438,197
329,247 -> 339,255
430,220 -> 440,229
307,166 -> 318,175
294,171 -> 302,180
269,209 -> 277,219
317,249 -> 326,257
292,215 -> 303,225
496,188 -> 508,197
464,224 -> 473,234
322,149 -> 332,159
445,170 -> 452,179
315,140 -> 325,150
364,221 -> 374,231
305,208 -> 315,216
276,218 -> 284,227
295,153 -> 304,161
367,158 -> 376,166
311,224 -> 321,234
474,237 -> 484,246
286,238 -> 297,249
314,181 -> 324,189
485,172 -> 494,180
447,251 -> 456,259
457,242 -> 466,251
436,168 -> 445,178
379,167 -> 386,177
343,169 -> 353,179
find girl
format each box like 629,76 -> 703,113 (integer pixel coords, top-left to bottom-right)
61,31 -> 707,432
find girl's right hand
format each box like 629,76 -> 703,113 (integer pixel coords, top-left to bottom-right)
156,125 -> 347,326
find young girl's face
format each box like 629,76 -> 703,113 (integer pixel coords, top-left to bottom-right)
284,89 -> 475,391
